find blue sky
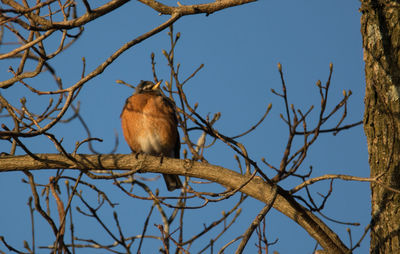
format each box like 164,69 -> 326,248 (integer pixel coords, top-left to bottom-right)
0,0 -> 369,253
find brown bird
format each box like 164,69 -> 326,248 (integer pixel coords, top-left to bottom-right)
121,80 -> 183,191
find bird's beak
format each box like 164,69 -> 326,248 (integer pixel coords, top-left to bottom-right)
152,80 -> 162,90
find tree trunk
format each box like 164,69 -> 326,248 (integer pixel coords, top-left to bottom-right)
361,0 -> 400,253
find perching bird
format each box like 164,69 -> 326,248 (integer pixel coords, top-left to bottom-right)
121,80 -> 183,191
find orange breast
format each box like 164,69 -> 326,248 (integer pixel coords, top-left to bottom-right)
121,93 -> 179,157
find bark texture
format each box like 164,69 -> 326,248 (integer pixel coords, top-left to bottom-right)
361,1 -> 400,253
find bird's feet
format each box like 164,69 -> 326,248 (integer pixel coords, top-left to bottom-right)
135,152 -> 144,160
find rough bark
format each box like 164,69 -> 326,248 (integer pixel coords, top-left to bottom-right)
361,0 -> 400,253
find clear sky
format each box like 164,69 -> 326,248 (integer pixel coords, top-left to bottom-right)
1,0 -> 369,253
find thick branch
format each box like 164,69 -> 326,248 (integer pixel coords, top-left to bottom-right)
138,0 -> 256,16
1,0 -> 130,30
0,153 -> 349,253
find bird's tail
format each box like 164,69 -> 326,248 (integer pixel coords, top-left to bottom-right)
162,174 -> 183,191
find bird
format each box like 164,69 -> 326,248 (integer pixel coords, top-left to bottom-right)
120,80 -> 183,191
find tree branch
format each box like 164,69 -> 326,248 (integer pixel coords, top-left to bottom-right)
0,153 -> 349,253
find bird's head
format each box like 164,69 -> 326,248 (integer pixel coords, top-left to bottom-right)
134,80 -> 162,94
